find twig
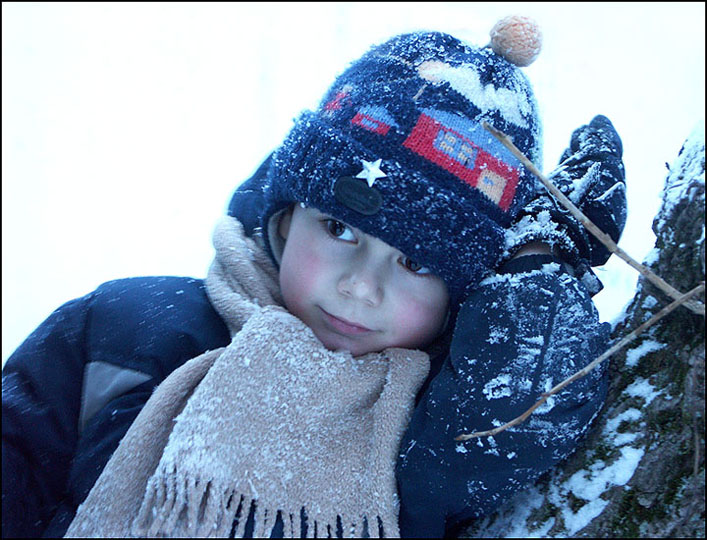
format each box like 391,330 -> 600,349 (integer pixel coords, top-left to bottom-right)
456,282 -> 705,440
482,122 -> 705,317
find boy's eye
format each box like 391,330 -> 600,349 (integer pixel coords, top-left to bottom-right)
325,219 -> 357,242
401,256 -> 431,275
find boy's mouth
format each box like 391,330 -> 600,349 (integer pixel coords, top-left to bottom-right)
319,308 -> 374,335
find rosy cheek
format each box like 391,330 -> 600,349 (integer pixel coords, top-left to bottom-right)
280,242 -> 324,314
390,296 -> 444,345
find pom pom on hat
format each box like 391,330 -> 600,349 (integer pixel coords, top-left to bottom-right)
490,15 -> 542,67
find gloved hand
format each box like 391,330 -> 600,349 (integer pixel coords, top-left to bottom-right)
397,254 -> 610,537
504,115 -> 627,294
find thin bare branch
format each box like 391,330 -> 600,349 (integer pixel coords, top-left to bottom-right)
455,282 -> 705,440
482,121 -> 705,317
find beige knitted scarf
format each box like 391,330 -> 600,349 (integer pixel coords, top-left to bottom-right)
65,216 -> 429,538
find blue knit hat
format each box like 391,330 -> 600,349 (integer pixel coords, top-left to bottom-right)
259,17 -> 543,305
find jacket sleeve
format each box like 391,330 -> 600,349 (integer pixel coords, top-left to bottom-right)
396,256 -> 609,538
2,277 -> 231,538
2,296 -> 90,538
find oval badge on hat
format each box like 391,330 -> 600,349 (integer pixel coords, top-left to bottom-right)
334,176 -> 382,215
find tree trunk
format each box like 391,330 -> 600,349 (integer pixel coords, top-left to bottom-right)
463,124 -> 705,538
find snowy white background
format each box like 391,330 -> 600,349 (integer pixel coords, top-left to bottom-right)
2,2 -> 705,364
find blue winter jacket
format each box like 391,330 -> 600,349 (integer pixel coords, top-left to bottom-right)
2,116 -> 626,538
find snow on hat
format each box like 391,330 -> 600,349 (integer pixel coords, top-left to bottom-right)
258,17 -> 543,305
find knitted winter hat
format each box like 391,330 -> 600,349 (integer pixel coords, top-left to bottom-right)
255,17 -> 543,305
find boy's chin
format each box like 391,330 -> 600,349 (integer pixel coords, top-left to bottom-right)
315,330 -> 381,358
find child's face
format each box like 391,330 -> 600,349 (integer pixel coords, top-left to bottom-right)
278,204 -> 450,357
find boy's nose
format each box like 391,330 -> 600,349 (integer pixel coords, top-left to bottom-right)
337,269 -> 384,306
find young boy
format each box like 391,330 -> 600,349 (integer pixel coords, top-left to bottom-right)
2,18 -> 626,538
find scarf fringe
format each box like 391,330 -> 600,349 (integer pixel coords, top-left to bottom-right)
131,464 -> 393,538
132,464 -> 241,537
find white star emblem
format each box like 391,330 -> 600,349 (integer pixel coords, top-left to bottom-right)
355,158 -> 387,187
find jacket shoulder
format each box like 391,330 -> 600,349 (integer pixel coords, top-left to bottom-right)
86,276 -> 230,376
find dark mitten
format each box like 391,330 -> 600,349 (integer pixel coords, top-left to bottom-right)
505,115 -> 627,294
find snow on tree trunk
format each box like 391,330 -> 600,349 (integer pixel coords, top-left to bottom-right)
462,123 -> 705,538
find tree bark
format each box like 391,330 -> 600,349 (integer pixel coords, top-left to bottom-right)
463,124 -> 705,538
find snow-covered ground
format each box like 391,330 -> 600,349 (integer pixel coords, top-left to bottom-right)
2,2 -> 705,363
